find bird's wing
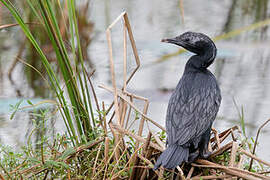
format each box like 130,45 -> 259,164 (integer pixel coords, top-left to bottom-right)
166,73 -> 221,146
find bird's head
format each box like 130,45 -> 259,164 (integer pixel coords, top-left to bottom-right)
162,31 -> 216,56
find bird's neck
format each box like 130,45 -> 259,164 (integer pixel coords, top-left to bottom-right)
185,46 -> 216,71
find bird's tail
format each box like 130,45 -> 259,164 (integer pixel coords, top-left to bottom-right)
153,144 -> 189,170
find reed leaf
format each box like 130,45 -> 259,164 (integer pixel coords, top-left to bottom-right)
1,0 -> 97,145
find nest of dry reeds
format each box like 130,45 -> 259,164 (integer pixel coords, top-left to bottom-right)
98,11 -> 270,179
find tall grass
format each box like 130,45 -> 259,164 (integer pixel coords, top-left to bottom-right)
0,0 -> 95,145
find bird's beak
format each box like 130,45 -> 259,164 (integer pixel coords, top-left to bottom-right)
161,37 -> 185,47
161,38 -> 176,43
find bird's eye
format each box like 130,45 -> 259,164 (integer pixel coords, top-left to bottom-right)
184,38 -> 190,42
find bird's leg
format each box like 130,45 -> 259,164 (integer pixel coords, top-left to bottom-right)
199,126 -> 212,159
187,143 -> 199,163
188,151 -> 199,163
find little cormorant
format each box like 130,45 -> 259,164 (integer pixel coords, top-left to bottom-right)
154,32 -> 221,170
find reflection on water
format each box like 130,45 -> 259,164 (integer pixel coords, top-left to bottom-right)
1,0 -> 270,159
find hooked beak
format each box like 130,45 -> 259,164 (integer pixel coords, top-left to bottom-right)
161,37 -> 201,55
161,37 -> 186,47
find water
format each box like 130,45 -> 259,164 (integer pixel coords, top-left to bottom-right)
1,0 -> 270,160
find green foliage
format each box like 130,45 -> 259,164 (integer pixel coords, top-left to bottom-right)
0,0 -> 96,145
9,99 -> 23,120
157,130 -> 166,141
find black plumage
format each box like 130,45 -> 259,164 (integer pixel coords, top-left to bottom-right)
154,32 -> 221,170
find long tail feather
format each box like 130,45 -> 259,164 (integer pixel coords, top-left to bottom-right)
154,144 -> 189,170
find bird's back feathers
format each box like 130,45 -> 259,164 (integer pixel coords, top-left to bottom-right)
166,70 -> 221,147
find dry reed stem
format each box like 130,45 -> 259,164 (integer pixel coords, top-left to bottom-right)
105,11 -> 140,122
240,149 -> 270,167
99,84 -> 165,131
125,96 -> 133,129
152,132 -> 166,150
100,84 -> 150,124
111,144 -> 145,179
123,90 -> 148,101
210,141 -> 233,158
191,174 -> 233,180
8,38 -> 26,83
158,168 -> 164,180
122,13 -> 140,84
106,13 -> 143,168
102,102 -> 107,135
196,159 -> 262,180
213,128 -> 221,149
18,164 -> 41,175
0,173 -> 5,180
0,22 -> 40,30
105,137 -> 110,163
176,166 -> 184,178
9,162 -> 27,174
85,69 -> 102,122
231,129 -> 237,141
64,138 -> 105,161
131,99 -> 149,178
191,163 -> 219,168
123,23 -> 127,91
249,118 -> 270,171
229,167 -> 270,180
106,101 -> 114,116
186,166 -> 194,179
110,147 -> 128,177
108,111 -> 115,124
191,173 -> 202,179
107,12 -> 126,29
137,100 -> 149,137
143,132 -> 152,154
208,141 -> 213,152
229,141 -> 238,167
106,29 -> 121,125
92,140 -> 123,179
219,130 -> 232,143
140,132 -> 153,179
210,126 -> 238,143
237,154 -> 244,169
108,122 -> 120,160
92,144 -> 102,175
120,99 -> 128,127
138,154 -> 154,167
179,0 -> 185,25
111,123 -> 163,151
220,128 -> 238,143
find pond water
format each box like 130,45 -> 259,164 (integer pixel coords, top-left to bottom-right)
1,0 -> 270,160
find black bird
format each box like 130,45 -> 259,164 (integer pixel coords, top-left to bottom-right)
154,32 -> 221,170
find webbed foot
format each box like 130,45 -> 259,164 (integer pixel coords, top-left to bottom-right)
199,149 -> 211,159
188,151 -> 199,163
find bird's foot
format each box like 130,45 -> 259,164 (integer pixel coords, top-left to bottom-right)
187,151 -> 199,163
199,149 -> 211,159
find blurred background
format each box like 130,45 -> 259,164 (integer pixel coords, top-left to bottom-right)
0,0 -> 270,160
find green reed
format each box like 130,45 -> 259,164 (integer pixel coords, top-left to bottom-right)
0,0 -> 96,145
